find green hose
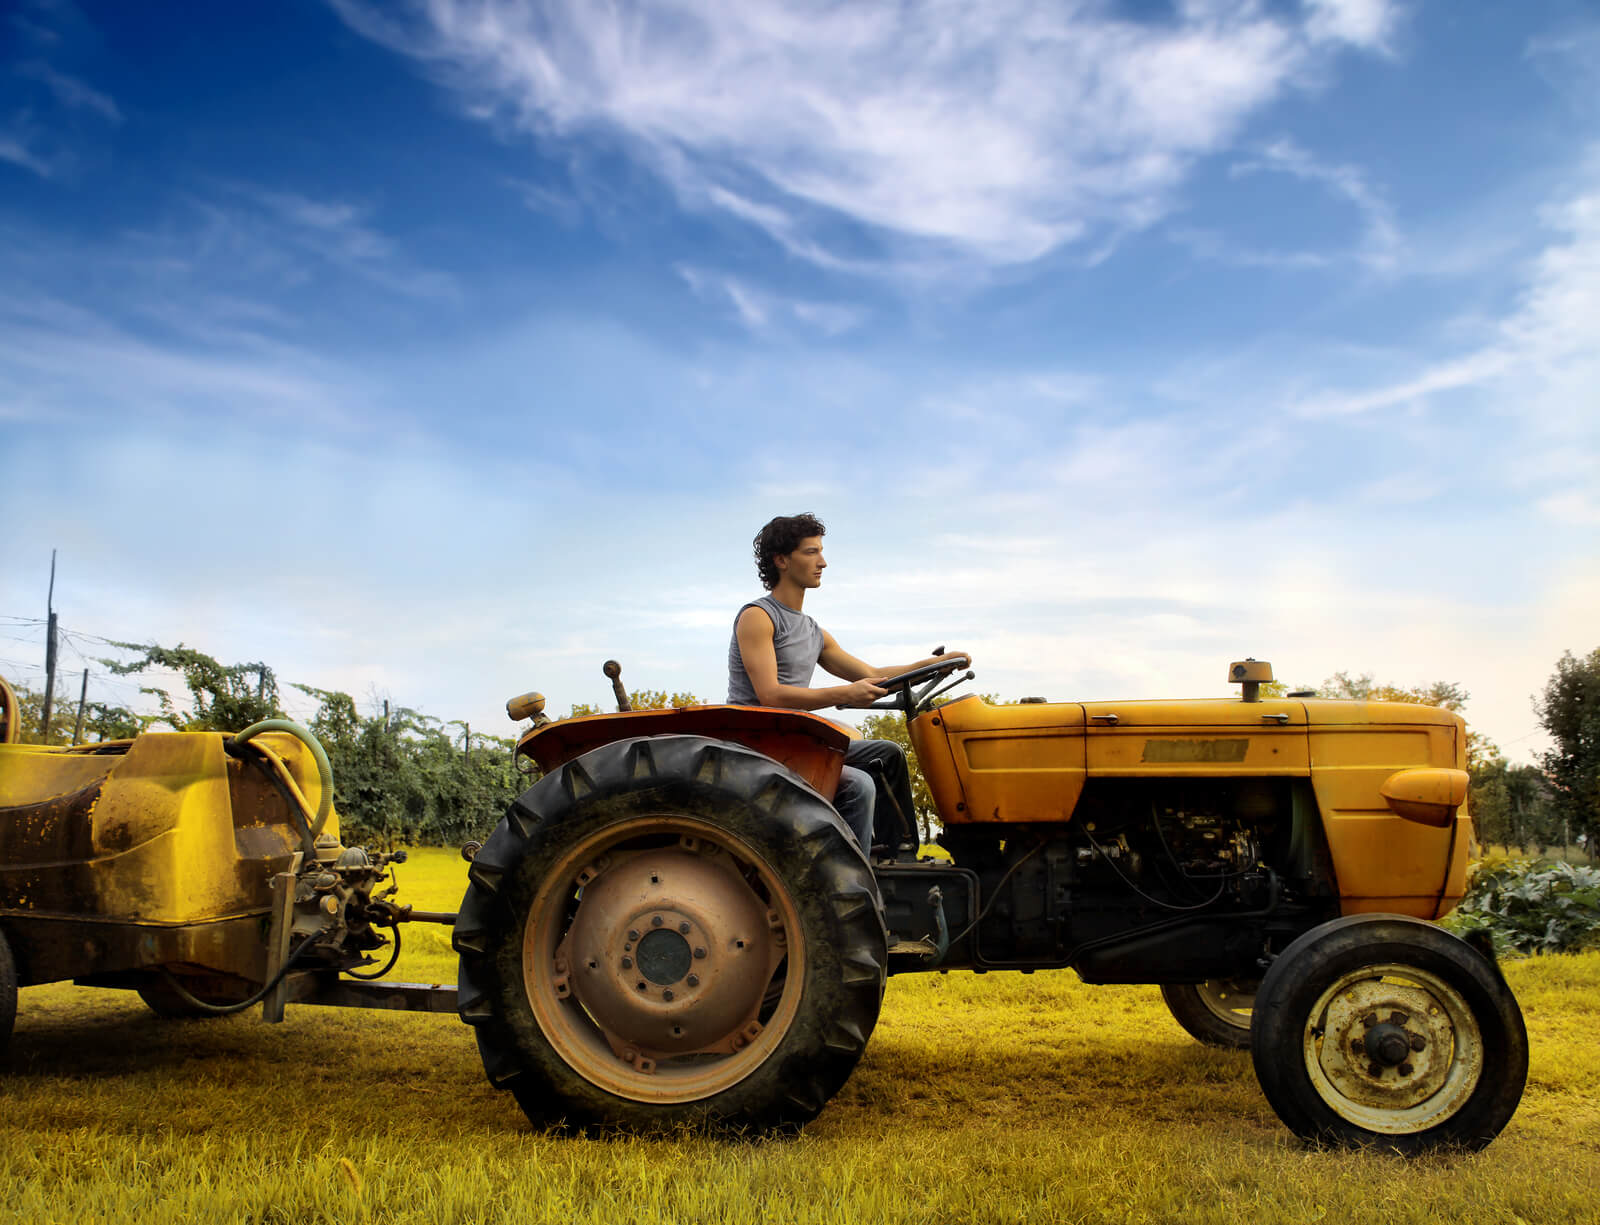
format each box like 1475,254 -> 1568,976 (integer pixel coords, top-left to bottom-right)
230,719 -> 335,842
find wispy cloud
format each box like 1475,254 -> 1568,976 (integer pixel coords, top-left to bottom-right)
1525,22 -> 1600,116
1292,349 -> 1511,418
0,126 -> 56,178
1276,154 -> 1599,544
1,3 -> 121,179
676,264 -> 868,335
1173,137 -> 1401,271
16,61 -> 121,123
204,183 -> 460,302
331,0 -> 1405,275
1291,155 -> 1600,424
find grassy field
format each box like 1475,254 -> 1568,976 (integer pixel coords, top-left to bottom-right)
3,846 -> 1598,1225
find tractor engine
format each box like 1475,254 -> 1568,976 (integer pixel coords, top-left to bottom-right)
287,842 -> 410,974
934,779 -> 1327,979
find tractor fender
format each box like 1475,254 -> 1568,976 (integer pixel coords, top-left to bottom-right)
515,705 -> 856,801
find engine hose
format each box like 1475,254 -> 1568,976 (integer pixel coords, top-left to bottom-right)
156,937 -> 318,1015
230,719 -> 335,847
343,921 -> 402,980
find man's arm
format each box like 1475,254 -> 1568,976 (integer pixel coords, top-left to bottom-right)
818,630 -> 970,684
735,607 -> 887,710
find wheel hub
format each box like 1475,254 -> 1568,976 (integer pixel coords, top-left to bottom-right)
1307,969 -> 1483,1126
1362,1019 -> 1415,1068
553,840 -> 786,1062
635,927 -> 693,986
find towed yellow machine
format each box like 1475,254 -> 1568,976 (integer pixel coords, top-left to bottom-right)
0,683 -> 457,1036
0,658 -> 1526,1155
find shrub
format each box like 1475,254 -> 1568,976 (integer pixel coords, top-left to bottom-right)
1445,859 -> 1600,956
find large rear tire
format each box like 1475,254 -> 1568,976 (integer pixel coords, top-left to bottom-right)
455,735 -> 888,1132
1251,914 -> 1527,1153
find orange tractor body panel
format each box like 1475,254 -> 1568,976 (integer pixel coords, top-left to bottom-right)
910,693 -> 1470,919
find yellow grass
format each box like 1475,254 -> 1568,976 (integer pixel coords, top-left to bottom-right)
3,846 -> 1597,1225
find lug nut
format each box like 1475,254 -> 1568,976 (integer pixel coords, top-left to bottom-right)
652,915 -> 664,927
628,929 -> 640,941
662,989 -> 674,1001
694,947 -> 706,959
679,922 -> 691,934
1398,1062 -> 1414,1076
686,974 -> 699,987
621,956 -> 633,969
1367,1063 -> 1384,1077
1409,1033 -> 1427,1052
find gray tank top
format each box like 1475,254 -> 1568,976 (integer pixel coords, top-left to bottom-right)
727,595 -> 824,704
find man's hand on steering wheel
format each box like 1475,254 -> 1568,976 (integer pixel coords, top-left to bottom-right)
838,677 -> 889,707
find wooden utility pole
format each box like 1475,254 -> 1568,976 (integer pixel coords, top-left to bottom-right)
41,550 -> 58,741
72,667 -> 89,744
464,722 -> 471,761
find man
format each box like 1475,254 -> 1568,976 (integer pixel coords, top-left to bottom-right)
727,512 -> 969,854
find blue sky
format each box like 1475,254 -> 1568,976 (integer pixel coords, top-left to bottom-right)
1,0 -> 1595,762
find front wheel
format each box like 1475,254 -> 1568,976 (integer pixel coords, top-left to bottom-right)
1251,914 -> 1527,1153
454,735 -> 888,1132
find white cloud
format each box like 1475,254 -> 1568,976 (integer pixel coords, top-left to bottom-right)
17,61 -> 122,123
332,0 -> 1403,273
1525,22 -> 1600,116
1288,156 -> 1600,448
1212,137 -> 1401,270
1303,0 -> 1403,53
1291,348 -> 1512,418
202,184 -> 460,302
676,263 -> 868,335
0,129 -> 55,178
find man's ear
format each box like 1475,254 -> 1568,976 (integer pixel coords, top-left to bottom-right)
772,551 -> 788,575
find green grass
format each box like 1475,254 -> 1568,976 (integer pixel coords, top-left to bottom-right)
3,847 -> 1597,1225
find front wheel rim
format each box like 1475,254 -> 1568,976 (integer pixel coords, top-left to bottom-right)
524,815 -> 805,1104
1302,962 -> 1483,1135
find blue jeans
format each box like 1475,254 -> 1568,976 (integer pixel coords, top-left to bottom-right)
833,739 -> 917,853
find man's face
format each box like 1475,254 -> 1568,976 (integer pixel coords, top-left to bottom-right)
776,536 -> 826,588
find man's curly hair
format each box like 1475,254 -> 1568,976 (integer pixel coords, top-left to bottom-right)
753,513 -> 825,590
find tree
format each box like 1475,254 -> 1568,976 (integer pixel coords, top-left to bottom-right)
293,686 -> 528,848
1536,648 -> 1600,857
5,678 -> 144,745
569,688 -> 707,717
102,642 -> 281,731
1468,752 -> 1557,853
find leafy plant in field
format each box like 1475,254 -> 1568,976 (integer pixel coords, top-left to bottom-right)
1445,859 -> 1600,956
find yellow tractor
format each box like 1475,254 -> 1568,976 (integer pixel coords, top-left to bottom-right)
0,657 -> 1525,1154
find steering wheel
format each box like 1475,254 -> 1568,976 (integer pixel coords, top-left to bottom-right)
866,654 -> 972,715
